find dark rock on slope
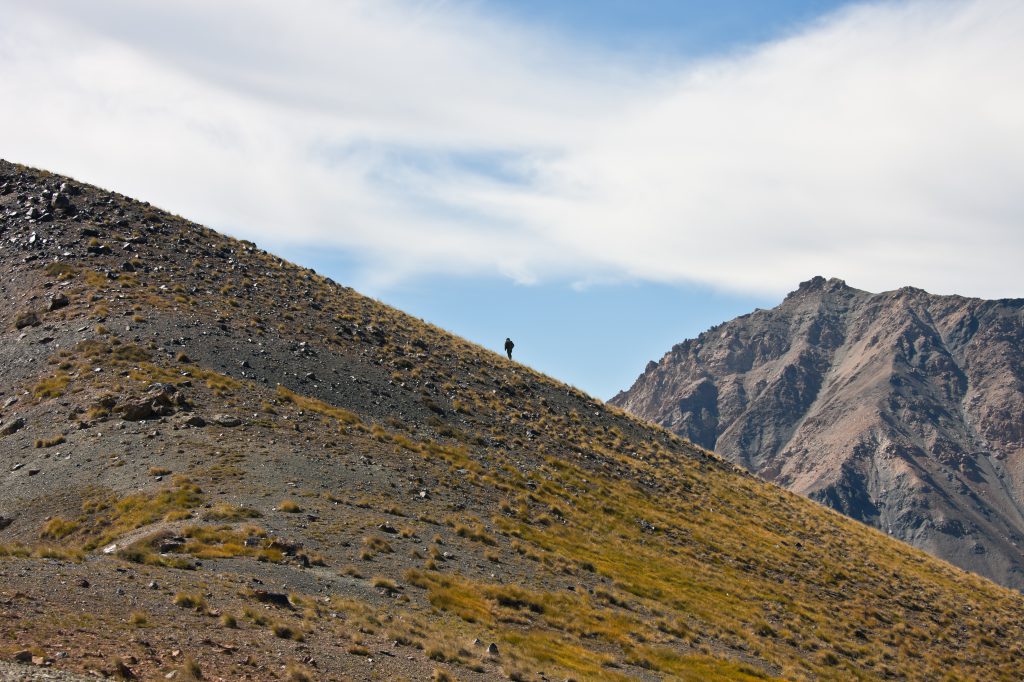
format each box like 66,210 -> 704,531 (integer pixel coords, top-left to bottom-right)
612,275 -> 1024,589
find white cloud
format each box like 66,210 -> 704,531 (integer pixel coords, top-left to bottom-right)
1,0 -> 1021,298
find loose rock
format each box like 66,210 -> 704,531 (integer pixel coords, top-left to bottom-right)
0,417 -> 25,436
212,414 -> 241,427
48,293 -> 70,311
14,311 -> 40,329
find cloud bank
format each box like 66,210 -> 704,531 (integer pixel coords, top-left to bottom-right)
1,0 -> 1021,297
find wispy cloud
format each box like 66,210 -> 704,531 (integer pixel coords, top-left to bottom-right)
1,0 -> 1021,297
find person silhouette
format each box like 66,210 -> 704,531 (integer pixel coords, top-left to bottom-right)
504,337 -> 515,360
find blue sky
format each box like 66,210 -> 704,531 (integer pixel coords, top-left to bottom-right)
480,0 -> 857,56
275,1 -> 856,398
3,0 -> 1022,399
281,244 -> 776,398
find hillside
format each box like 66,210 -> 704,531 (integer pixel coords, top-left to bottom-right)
611,275 -> 1024,592
3,163 -> 1024,681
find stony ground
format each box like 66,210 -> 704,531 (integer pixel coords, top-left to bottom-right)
3,159 -> 1024,681
0,661 -> 95,682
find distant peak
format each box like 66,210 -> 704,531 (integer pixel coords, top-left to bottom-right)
800,275 -> 828,290
895,285 -> 929,297
786,276 -> 849,299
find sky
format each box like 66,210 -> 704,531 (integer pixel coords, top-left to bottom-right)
1,0 -> 1022,398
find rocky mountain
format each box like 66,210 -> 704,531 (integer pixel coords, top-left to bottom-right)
611,275 -> 1024,592
4,164 -> 1024,681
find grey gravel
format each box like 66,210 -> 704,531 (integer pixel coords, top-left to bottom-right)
0,662 -> 95,682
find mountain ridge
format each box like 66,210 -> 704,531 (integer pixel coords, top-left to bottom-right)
612,274 -> 1024,591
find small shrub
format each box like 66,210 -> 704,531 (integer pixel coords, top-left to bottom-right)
373,576 -> 400,595
179,657 -> 203,681
365,536 -> 393,553
32,373 -> 70,399
32,545 -> 85,561
203,503 -> 261,521
277,499 -> 302,513
40,517 -> 78,540
174,592 -> 206,610
242,607 -> 269,626
272,622 -> 297,639
112,656 -> 135,680
285,661 -> 314,682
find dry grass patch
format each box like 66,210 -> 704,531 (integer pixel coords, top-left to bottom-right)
203,503 -> 261,521
40,517 -> 78,540
276,385 -> 363,426
32,372 -> 70,399
173,592 -> 206,611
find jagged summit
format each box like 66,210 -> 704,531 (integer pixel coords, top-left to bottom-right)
4,160 -> 1024,680
790,275 -> 851,295
612,276 -> 1024,591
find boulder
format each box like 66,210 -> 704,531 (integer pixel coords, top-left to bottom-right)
14,311 -> 40,329
212,414 -> 242,427
0,417 -> 25,436
180,414 -> 206,428
158,537 -> 185,553
117,400 -> 156,422
50,192 -> 70,210
114,658 -> 136,679
267,538 -> 301,556
48,293 -> 70,311
251,590 -> 292,609
114,384 -> 182,420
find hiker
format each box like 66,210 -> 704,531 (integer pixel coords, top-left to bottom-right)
504,337 -> 514,360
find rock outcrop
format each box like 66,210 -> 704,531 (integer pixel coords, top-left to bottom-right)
612,276 -> 1024,589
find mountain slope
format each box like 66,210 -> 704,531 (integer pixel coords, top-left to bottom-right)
3,165 -> 1024,681
611,275 -> 1024,592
